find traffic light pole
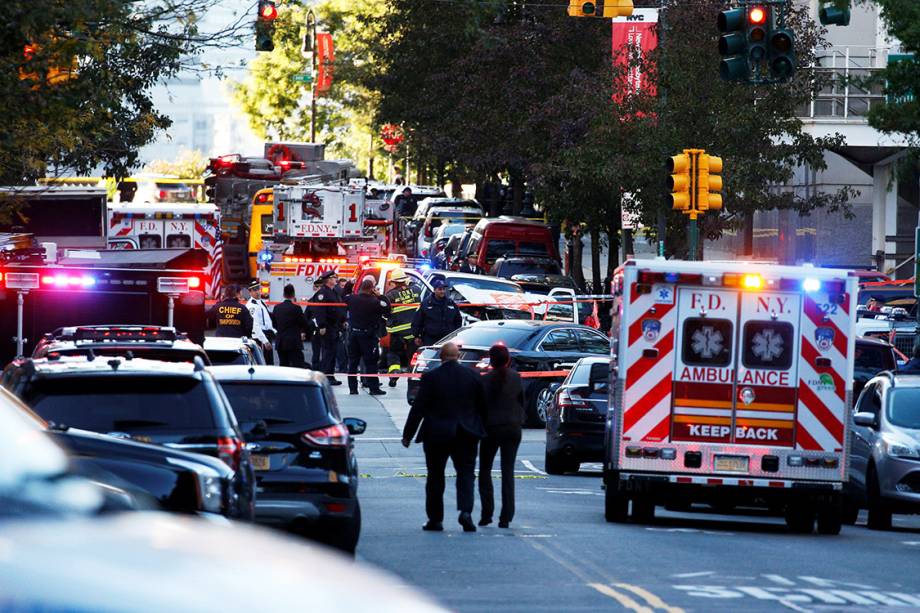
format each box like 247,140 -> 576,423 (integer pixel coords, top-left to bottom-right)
687,149 -> 700,261
306,10 -> 317,143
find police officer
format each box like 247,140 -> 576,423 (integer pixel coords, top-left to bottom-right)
335,276 -> 350,374
346,278 -> 390,395
313,271 -> 345,385
306,280 -> 322,369
384,269 -> 420,387
246,281 -> 276,365
412,279 -> 462,346
207,284 -> 254,338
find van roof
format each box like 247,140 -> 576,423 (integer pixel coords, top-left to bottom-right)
620,257 -> 856,282
473,216 -> 550,231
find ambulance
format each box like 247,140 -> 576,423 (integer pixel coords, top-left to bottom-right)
604,259 -> 858,535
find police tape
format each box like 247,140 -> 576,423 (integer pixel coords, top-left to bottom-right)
207,294 -> 614,308
328,369 -> 571,379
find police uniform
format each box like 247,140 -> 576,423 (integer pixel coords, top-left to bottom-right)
384,281 -> 420,386
346,291 -> 391,394
412,291 -> 462,346
247,291 -> 276,365
313,272 -> 346,382
207,297 -> 254,338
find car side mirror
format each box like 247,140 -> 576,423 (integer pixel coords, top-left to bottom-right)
548,382 -> 561,393
343,417 -> 367,436
590,381 -> 609,395
853,412 -> 878,429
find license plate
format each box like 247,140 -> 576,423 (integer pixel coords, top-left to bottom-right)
714,455 -> 749,473
251,454 -> 270,471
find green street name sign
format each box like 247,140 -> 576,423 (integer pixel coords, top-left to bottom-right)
292,73 -> 314,83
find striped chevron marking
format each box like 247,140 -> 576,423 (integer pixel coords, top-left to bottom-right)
623,282 -> 677,443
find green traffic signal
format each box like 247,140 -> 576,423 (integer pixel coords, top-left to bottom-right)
718,8 -> 748,82
769,28 -> 795,80
819,2 -> 851,26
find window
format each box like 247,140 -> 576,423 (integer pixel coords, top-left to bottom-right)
576,329 -> 610,355
541,329 -> 580,352
888,388 -> 920,429
166,234 -> 191,248
260,214 -> 274,235
219,383 -> 329,429
206,349 -> 248,365
855,382 -> 881,416
439,326 -> 537,349
485,239 -> 516,262
519,242 -> 549,256
854,342 -> 896,381
1,197 -> 104,237
139,234 -> 162,249
742,321 -> 794,370
681,318 -> 733,367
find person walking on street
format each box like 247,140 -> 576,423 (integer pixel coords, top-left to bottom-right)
384,269 -> 420,387
402,342 -> 486,533
478,344 -> 525,529
207,285 -> 254,339
346,278 -> 390,396
273,284 -> 311,368
246,281 -> 276,365
314,271 -> 345,385
412,279 -> 462,347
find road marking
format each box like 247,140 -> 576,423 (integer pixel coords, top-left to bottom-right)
764,575 -> 796,586
902,541 -> 920,546
521,459 -> 547,475
673,571 -> 715,578
646,527 -> 734,536
588,584 -> 655,613
615,583 -> 685,613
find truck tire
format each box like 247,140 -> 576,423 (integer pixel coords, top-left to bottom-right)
866,466 -> 893,531
605,487 -> 628,523
784,504 -> 815,534
816,503 -> 843,535
631,497 -> 655,523
842,500 -> 860,525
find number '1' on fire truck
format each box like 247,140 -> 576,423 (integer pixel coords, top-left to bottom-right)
604,259 -> 858,534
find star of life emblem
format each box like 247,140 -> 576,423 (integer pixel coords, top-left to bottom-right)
641,319 -> 661,342
814,327 -> 834,352
691,326 -> 724,359
752,327 -> 785,362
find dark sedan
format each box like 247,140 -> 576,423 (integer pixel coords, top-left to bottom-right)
407,320 -> 611,426
544,357 -> 610,474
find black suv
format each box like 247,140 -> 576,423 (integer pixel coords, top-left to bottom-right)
32,325 -> 210,364
210,365 -> 366,553
2,356 -> 255,520
544,356 -> 610,474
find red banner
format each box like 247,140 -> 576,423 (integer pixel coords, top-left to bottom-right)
612,9 -> 658,100
316,33 -> 334,94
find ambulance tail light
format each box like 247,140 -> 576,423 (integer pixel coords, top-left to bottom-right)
187,276 -> 201,289
741,274 -> 763,289
157,190 -> 168,200
41,274 -> 95,288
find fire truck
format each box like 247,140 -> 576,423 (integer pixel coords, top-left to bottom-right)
604,259 -> 858,535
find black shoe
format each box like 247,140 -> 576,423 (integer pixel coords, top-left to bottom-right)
422,521 -> 443,532
478,517 -> 492,527
498,520 -> 510,529
328,378 -> 342,386
388,377 -> 398,388
349,389 -> 359,395
458,512 -> 476,532
369,388 -> 386,396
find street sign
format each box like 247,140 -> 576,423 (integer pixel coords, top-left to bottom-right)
157,277 -> 191,295
5,272 -> 39,290
292,73 -> 314,83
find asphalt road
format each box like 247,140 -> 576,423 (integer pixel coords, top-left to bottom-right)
335,382 -> 920,613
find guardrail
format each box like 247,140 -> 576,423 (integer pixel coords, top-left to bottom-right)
798,46 -> 894,120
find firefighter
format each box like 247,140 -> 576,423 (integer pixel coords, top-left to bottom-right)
345,278 -> 390,395
207,284 -> 255,339
384,269 -> 420,388
313,271 -> 345,385
412,279 -> 462,347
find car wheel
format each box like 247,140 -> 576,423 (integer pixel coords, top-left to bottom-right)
866,465 -> 893,531
784,503 -> 815,534
544,451 -> 571,475
631,497 -> 655,523
842,499 -> 860,525
816,502 -> 843,535
335,501 -> 362,555
605,484 -> 628,523
527,382 -> 551,428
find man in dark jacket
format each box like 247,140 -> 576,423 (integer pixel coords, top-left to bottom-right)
412,280 -> 463,346
207,285 -> 254,338
306,280 -> 322,369
402,342 -> 486,533
345,278 -> 390,395
273,284 -> 310,368
313,271 -> 345,385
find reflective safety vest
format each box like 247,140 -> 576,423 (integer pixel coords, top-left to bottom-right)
385,285 -> 420,338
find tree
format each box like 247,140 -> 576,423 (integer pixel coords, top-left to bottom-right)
0,0 -> 249,185
144,149 -> 209,178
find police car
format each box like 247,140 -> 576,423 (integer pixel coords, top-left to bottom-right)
32,325 -> 210,364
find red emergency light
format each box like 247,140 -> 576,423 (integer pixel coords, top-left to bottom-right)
41,274 -> 95,288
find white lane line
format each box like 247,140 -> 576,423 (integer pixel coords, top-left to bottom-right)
356,437 -> 403,442
764,575 -> 797,586
521,459 -> 547,475
672,571 -> 715,578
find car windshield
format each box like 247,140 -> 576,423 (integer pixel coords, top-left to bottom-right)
854,343 -> 896,380
438,326 -> 537,349
519,242 -> 550,256
206,350 -> 248,365
24,376 -> 216,431
438,224 -> 467,238
888,389 -> 920,429
219,383 -> 329,429
486,240 -> 516,261
48,347 -> 208,364
502,261 -> 561,276
450,277 -> 523,293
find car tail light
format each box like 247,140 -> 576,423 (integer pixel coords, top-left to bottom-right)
217,436 -> 242,471
557,390 -> 589,409
410,352 -> 419,367
302,423 -> 350,447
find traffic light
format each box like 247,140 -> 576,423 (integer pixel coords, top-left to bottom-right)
769,27 -> 795,81
696,154 -> 723,212
567,0 -> 596,17
668,154 -> 692,212
819,1 -> 850,26
746,6 -> 769,67
256,0 -> 278,52
718,8 -> 748,81
204,176 -> 218,202
602,0 -> 633,18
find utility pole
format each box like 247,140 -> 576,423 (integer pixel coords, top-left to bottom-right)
306,10 -> 317,143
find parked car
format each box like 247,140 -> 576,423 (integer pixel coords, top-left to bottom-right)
429,222 -> 470,266
849,371 -> 920,530
544,357 -> 610,474
203,336 -> 266,365
854,336 -> 898,399
408,320 -> 610,425
210,365 -> 367,553
416,208 -> 482,259
465,217 -> 559,273
489,255 -> 563,280
2,356 -> 256,520
32,325 -> 210,364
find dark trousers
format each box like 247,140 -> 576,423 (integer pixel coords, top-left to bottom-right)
336,333 -> 348,372
310,335 -> 323,370
478,428 -> 522,523
318,329 -> 339,375
263,331 -> 276,366
348,331 -> 380,392
423,429 -> 479,522
277,347 -> 306,368
386,334 -> 411,372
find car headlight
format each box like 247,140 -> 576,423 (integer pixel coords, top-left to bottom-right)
882,433 -> 920,459
198,475 -> 224,513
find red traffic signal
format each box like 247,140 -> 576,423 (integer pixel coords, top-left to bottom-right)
748,6 -> 766,24
259,1 -> 278,20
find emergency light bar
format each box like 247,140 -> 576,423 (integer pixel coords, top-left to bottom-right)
72,326 -> 179,343
42,274 -> 95,288
282,257 -> 347,264
637,270 -> 845,295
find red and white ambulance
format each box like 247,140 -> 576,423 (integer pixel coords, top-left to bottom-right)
604,259 -> 858,534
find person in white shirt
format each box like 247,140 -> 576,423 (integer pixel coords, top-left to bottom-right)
246,281 -> 276,365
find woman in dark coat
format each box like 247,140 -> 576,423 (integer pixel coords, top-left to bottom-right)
478,343 -> 526,528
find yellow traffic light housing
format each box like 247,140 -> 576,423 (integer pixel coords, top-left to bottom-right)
603,0 -> 634,18
568,0 -> 631,18
568,0 -> 596,17
668,154 -> 692,212
698,154 -> 723,212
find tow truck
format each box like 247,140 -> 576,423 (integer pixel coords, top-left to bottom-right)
604,259 -> 858,535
